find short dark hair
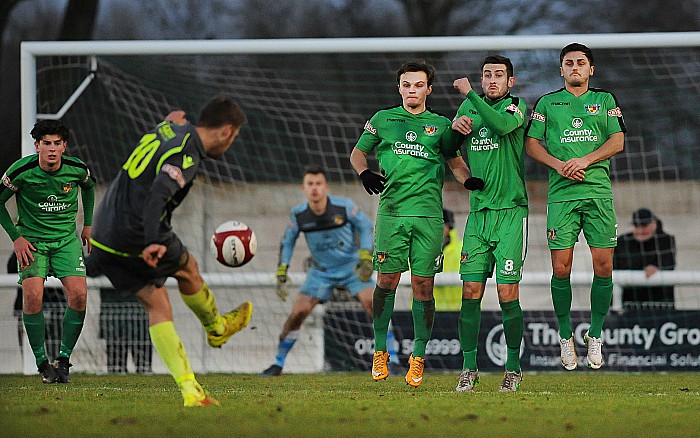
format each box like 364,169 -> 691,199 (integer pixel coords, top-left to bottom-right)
482,55 -> 514,77
304,165 -> 326,178
30,119 -> 69,142
197,95 -> 247,129
396,60 -> 435,86
560,43 -> 594,65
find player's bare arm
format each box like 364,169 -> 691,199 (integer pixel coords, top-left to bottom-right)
81,225 -> 92,253
350,147 -> 369,175
525,136 -> 585,181
142,243 -> 167,268
447,156 -> 469,185
561,131 -> 624,176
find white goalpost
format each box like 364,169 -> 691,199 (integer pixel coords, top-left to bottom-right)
4,32 -> 700,375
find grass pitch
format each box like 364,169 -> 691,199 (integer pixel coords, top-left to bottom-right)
2,371 -> 699,437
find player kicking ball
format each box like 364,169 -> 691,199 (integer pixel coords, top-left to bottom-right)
90,97 -> 252,407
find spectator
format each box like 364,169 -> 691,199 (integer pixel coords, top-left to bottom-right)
614,208 -> 676,308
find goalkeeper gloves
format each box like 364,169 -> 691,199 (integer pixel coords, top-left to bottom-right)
276,263 -> 289,301
359,169 -> 386,195
464,177 -> 485,191
357,249 -> 374,282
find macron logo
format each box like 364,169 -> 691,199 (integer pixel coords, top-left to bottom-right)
182,155 -> 195,169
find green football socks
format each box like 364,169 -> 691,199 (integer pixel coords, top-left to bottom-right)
58,306 -> 85,359
372,286 -> 395,352
23,311 -> 47,366
412,298 -> 435,358
551,275 -> 573,339
459,298 -> 482,370
589,275 -> 613,338
500,299 -> 523,373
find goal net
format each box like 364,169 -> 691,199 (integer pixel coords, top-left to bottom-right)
3,34 -> 699,375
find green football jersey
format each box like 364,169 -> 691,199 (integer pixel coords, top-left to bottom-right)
526,88 -> 626,202
355,106 -> 461,218
0,154 -> 95,242
456,90 -> 528,211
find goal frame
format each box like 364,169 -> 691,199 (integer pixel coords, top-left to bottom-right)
20,32 -> 700,157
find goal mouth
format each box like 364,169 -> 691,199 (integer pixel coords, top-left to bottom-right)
9,34 -> 699,375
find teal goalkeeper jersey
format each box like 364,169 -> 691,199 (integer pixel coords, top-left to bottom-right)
0,154 -> 95,242
355,106 -> 461,218
526,88 -> 626,202
456,90 -> 528,211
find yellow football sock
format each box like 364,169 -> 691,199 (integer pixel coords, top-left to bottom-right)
149,321 -> 197,388
180,282 -> 224,334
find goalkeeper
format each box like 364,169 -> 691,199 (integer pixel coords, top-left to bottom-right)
261,166 -> 402,376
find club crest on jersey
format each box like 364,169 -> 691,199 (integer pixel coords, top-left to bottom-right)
375,251 -> 388,264
460,252 -> 468,264
363,120 -> 376,134
423,125 -> 437,136
62,183 -> 73,193
334,215 -> 344,225
547,228 -> 557,241
584,104 -> 601,115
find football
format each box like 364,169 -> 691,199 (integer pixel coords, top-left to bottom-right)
210,221 -> 257,267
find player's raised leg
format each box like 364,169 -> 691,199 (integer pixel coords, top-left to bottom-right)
175,254 -> 252,348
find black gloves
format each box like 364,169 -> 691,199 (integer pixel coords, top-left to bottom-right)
464,177 -> 485,191
360,169 -> 386,195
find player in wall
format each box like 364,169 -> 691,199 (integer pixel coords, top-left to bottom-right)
0,119 -> 94,384
525,43 -> 626,370
451,55 -> 528,392
350,60 -> 473,387
89,96 -> 253,407
262,165 -> 402,376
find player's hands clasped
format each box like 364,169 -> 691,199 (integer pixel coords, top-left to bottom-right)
464,177 -> 485,191
359,169 -> 386,195
276,263 -> 289,301
357,249 -> 373,282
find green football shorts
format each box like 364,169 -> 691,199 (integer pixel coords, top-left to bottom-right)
373,215 -> 443,277
460,206 -> 528,284
18,235 -> 86,283
546,198 -> 618,249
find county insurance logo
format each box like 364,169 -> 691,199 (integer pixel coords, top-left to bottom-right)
572,117 -> 584,129
485,324 -> 524,366
405,131 -> 417,142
